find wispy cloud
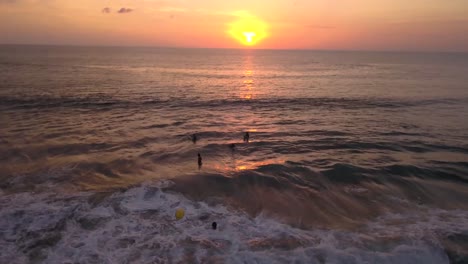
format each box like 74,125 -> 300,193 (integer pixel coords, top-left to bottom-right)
102,7 -> 111,14
117,7 -> 133,14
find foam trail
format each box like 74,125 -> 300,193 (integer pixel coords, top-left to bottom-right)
0,181 -> 466,263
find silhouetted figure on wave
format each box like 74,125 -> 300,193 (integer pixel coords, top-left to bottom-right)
198,153 -> 203,169
229,143 -> 236,151
243,132 -> 250,143
191,134 -> 198,144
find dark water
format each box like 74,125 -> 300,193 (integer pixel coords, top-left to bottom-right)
1,45 -> 468,263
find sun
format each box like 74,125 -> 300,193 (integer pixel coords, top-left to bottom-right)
243,32 -> 256,43
228,13 -> 268,46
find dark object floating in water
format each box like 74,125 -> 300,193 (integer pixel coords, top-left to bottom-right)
243,132 -> 250,143
212,222 -> 217,230
229,143 -> 236,150
198,153 -> 203,169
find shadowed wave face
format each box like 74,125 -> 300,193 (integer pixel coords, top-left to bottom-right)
1,46 -> 468,263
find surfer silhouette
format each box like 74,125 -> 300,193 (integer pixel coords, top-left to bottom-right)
198,153 -> 203,169
191,134 -> 197,144
243,132 -> 250,143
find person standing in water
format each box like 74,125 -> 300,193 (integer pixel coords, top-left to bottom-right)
243,132 -> 250,143
191,134 -> 197,144
229,143 -> 236,151
198,153 -> 203,169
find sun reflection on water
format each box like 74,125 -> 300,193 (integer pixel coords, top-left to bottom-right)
240,55 -> 255,100
213,158 -> 285,173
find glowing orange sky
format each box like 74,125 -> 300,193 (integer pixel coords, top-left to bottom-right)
1,0 -> 467,51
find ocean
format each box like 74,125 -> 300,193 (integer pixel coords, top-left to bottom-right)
1,45 -> 468,263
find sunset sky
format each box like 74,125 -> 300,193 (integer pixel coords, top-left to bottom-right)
1,0 -> 467,51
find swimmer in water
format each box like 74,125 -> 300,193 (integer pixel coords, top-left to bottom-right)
243,132 -> 250,143
198,153 -> 202,169
229,143 -> 235,151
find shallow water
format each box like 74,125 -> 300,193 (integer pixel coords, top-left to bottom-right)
1,45 -> 468,263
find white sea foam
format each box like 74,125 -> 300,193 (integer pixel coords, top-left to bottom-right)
0,181 -> 466,263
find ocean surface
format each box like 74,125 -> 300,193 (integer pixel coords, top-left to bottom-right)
1,45 -> 468,263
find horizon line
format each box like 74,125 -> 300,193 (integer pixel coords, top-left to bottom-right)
0,43 -> 467,54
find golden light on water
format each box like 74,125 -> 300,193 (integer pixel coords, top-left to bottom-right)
212,158 -> 285,173
229,14 -> 268,46
235,158 -> 285,171
240,55 -> 255,100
